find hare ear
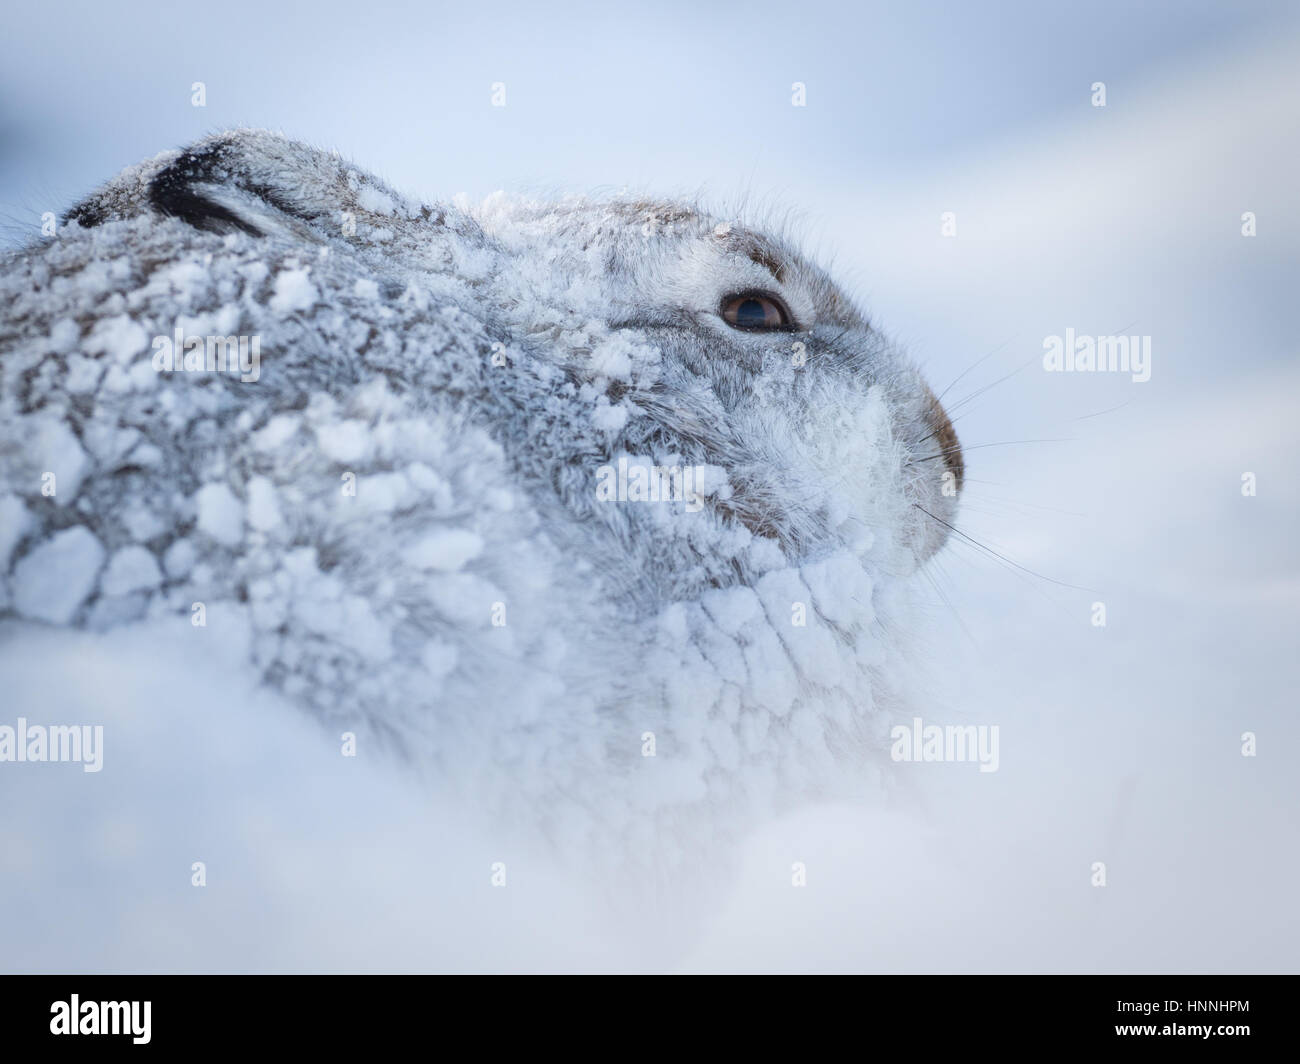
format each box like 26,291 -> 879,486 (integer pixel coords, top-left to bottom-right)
145,130 -> 351,240
65,129 -> 469,246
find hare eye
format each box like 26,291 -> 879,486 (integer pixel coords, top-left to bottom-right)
720,292 -> 791,330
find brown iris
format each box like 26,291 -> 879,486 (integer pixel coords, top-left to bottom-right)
720,292 -> 792,330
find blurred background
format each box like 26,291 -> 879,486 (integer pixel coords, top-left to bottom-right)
1,0 -> 1297,970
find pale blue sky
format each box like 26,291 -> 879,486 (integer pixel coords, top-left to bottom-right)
1,0 -> 1296,217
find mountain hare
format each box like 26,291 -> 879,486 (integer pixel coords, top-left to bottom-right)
0,129 -> 963,855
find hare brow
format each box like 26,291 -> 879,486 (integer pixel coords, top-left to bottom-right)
748,245 -> 787,284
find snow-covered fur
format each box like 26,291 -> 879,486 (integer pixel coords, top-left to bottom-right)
0,129 -> 962,858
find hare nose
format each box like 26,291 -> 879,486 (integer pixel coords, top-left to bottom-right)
926,391 -> 963,493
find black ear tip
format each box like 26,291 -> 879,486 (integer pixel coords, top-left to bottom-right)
63,200 -> 107,230
147,146 -> 266,237
65,130 -> 398,241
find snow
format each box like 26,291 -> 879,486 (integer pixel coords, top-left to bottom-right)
29,417 -> 88,504
0,495 -> 32,571
401,529 -> 484,572
269,267 -> 318,313
100,546 -> 163,597
119,502 -> 167,542
11,527 -> 105,624
0,618 -> 627,972
245,476 -> 283,532
162,538 -> 197,579
253,415 -> 300,451
84,313 -> 149,365
420,639 -> 458,679
194,483 -> 245,546
48,318 -> 79,355
316,420 -> 371,464
588,336 -> 634,380
64,354 -> 103,394
356,185 -> 398,216
590,395 -> 628,433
